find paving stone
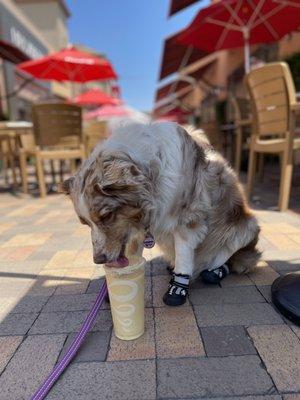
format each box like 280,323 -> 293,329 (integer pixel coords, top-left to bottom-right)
194,303 -> 283,327
157,356 -> 274,398
29,309 -> 112,334
46,268 -> 94,296
264,234 -> 300,251
0,246 -> 37,262
43,293 -> 97,312
257,286 -> 272,303
47,360 -> 156,400
263,251 -> 300,269
25,269 -> 66,296
190,286 -> 264,305
155,306 -> 205,358
258,236 -> 278,251
0,278 -> 34,299
145,276 -> 152,307
53,281 -> 89,295
144,260 -> 152,276
151,256 -> 170,275
179,396 -> 282,400
201,326 -> 257,356
1,233 -> 51,247
72,250 -> 97,268
0,295 -> 49,314
288,232 -> 300,245
290,324 -> 300,340
108,308 -> 155,361
270,259 -> 300,273
221,273 -> 254,287
0,334 -> 66,400
152,274 -> 190,307
0,259 -> 47,274
0,221 -> 16,235
0,312 -> 38,335
260,222 -> 300,235
248,325 -> 300,392
44,250 -> 77,270
86,277 -> 105,294
58,330 -> 111,363
248,261 -> 280,285
27,249 -> 56,261
0,336 -> 23,374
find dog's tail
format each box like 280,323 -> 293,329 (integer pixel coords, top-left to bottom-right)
227,231 -> 261,274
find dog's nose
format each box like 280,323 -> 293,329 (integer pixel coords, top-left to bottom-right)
93,254 -> 107,264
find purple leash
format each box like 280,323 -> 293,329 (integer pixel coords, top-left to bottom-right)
31,280 -> 108,400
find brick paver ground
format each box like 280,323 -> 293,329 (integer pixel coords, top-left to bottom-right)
0,184 -> 300,399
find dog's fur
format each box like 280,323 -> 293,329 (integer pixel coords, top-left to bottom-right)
62,122 -> 260,278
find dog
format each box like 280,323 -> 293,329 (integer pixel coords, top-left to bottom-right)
61,121 -> 260,306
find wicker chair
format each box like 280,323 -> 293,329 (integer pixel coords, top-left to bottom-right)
84,120 -> 108,155
245,62 -> 300,211
19,103 -> 85,197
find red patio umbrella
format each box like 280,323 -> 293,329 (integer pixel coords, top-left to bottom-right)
84,104 -> 130,120
72,88 -> 121,106
177,0 -> 300,73
17,45 -> 117,82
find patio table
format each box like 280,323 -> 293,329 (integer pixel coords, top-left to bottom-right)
0,121 -> 33,145
0,121 -> 33,187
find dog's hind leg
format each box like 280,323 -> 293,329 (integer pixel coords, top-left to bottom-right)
227,236 -> 261,274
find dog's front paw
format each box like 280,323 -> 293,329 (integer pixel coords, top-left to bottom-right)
163,273 -> 189,306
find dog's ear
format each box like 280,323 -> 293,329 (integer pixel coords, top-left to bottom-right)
59,177 -> 75,195
97,160 -> 143,195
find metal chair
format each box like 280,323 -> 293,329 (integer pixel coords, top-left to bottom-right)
245,62 -> 300,211
19,103 -> 85,197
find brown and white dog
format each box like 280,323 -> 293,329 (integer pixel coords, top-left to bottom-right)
62,122 -> 260,304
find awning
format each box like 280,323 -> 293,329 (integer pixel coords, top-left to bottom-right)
168,0 -> 201,17
0,40 -> 30,64
159,31 -> 207,80
156,60 -> 214,103
153,103 -> 176,116
155,80 -> 192,102
186,60 -> 215,80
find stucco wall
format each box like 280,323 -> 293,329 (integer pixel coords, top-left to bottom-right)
17,1 -> 68,50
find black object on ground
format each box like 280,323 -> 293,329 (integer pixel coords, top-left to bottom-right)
271,272 -> 300,326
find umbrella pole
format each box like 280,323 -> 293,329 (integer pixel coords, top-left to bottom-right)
243,28 -> 250,74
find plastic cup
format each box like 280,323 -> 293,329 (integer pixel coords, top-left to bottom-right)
104,256 -> 145,340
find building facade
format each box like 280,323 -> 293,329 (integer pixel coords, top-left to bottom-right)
0,0 -> 70,120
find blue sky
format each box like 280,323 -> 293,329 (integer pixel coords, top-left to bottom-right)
66,0 -> 209,111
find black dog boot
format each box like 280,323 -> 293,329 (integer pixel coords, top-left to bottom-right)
163,273 -> 190,306
201,264 -> 229,284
